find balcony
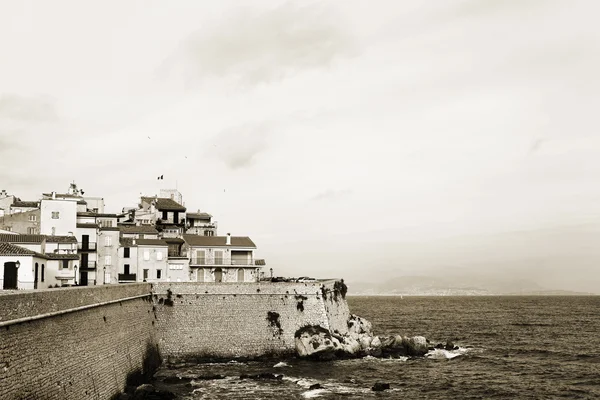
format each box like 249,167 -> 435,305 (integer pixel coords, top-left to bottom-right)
118,273 -> 137,282
79,261 -> 97,271
77,242 -> 97,252
190,258 -> 254,266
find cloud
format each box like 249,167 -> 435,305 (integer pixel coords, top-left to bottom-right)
0,94 -> 59,122
171,2 -> 356,86
310,189 -> 353,202
210,121 -> 273,169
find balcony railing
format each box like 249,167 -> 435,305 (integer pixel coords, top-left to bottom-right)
118,273 -> 137,282
190,258 -> 255,266
79,261 -> 97,271
77,242 -> 97,251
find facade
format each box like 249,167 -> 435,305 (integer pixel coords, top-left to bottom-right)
186,211 -> 217,236
119,225 -> 159,239
136,239 -> 169,283
0,209 -> 41,234
40,198 -> 77,236
183,234 -> 260,283
98,226 -> 120,284
118,238 -> 138,283
0,242 -> 47,290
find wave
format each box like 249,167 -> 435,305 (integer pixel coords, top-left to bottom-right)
426,347 -> 471,360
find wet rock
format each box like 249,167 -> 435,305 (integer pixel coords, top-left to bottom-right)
445,341 -> 455,350
193,374 -> 225,380
404,336 -> 428,356
132,384 -> 176,400
371,382 -> 390,391
309,383 -> 322,390
435,343 -> 445,349
295,325 -> 337,359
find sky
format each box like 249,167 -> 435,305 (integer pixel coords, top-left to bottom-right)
1,0 -> 599,292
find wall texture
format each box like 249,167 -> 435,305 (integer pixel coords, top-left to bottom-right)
152,280 -> 351,362
0,284 -> 159,400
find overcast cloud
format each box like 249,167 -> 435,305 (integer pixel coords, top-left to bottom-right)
1,0 -> 599,292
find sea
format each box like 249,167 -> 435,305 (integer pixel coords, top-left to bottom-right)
154,296 -> 600,399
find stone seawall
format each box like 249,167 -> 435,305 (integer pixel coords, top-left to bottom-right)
152,280 -> 351,362
0,284 -> 159,400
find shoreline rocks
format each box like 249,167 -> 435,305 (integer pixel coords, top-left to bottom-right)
294,314 -> 449,360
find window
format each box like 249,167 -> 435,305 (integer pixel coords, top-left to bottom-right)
156,269 -> 162,279
169,264 -> 183,270
27,227 -> 36,234
144,250 -> 150,261
105,236 -> 112,247
156,251 -> 163,261
62,260 -> 68,270
143,269 -> 149,281
51,211 -> 59,219
100,220 -> 113,228
41,264 -> 45,282
29,215 -> 36,221
104,255 -> 111,266
4,226 -> 11,232
124,264 -> 130,274
124,247 -> 130,258
204,230 -> 214,237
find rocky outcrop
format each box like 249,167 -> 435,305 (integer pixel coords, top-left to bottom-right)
295,314 -> 435,360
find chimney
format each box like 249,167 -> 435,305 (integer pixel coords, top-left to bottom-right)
226,233 -> 231,245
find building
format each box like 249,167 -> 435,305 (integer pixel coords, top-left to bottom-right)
0,208 -> 41,234
119,225 -> 159,239
0,234 -> 78,289
40,196 -> 77,236
136,239 -> 169,283
118,238 -> 138,283
0,242 -> 47,290
139,196 -> 186,238
185,211 -> 217,236
183,233 -> 260,283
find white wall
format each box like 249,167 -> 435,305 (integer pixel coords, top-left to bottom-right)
40,199 -> 77,236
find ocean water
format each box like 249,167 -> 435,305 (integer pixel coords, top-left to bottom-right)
155,296 -> 600,399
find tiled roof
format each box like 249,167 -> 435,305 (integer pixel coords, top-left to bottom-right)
164,238 -> 185,244
0,242 -> 47,258
77,212 -> 120,218
186,212 -> 212,219
141,197 -> 186,211
0,234 -> 77,244
183,235 -> 256,248
99,227 -> 120,231
45,253 -> 80,260
136,239 -> 168,246
11,201 -> 39,208
119,238 -> 137,247
77,223 -> 98,228
119,225 -> 159,234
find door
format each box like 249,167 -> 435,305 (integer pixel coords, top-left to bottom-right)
3,262 -> 18,289
80,270 -> 88,286
214,268 -> 223,283
237,268 -> 244,282
197,268 -> 204,282
82,235 -> 89,251
34,263 -> 39,289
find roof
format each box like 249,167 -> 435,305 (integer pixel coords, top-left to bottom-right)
136,239 -> 168,246
164,238 -> 185,244
77,200 -> 87,205
42,193 -> 82,199
11,201 -> 39,208
119,238 -> 137,247
77,212 -> 120,218
0,242 -> 47,258
119,225 -> 159,234
45,253 -> 80,260
0,234 -> 77,244
186,212 -> 212,219
77,223 -> 98,229
141,197 -> 186,211
99,227 -> 120,231
183,235 -> 256,248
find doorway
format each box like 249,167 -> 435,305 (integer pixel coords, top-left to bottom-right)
214,268 -> 223,283
237,268 -> 244,282
3,262 -> 18,289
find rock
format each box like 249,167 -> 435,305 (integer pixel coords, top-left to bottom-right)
370,336 -> 382,349
404,336 -> 428,356
193,374 -> 225,380
445,341 -> 455,350
435,343 -> 445,349
309,383 -> 322,390
240,373 -> 283,380
295,325 -> 337,359
341,336 -> 361,355
359,334 -> 373,350
371,382 -> 390,391
347,315 -> 373,336
132,384 -> 176,400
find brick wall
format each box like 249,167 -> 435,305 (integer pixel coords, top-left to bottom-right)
0,284 -> 159,400
152,280 -> 351,361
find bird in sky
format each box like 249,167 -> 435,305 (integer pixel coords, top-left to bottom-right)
157,175 -> 164,180
148,136 -> 151,139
